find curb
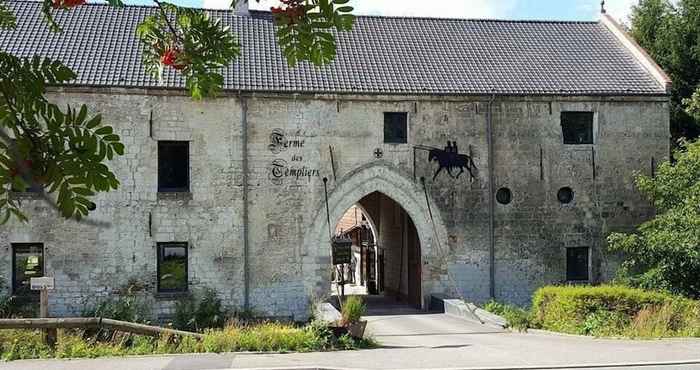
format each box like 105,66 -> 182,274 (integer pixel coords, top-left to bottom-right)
223,359 -> 700,370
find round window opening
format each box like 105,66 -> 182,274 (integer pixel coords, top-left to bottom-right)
557,187 -> 574,204
496,187 -> 512,205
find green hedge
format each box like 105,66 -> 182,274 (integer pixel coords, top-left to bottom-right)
531,285 -> 700,337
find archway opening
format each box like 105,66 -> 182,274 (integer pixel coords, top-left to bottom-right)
330,191 -> 422,309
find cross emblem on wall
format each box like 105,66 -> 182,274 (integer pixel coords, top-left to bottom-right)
374,148 -> 384,159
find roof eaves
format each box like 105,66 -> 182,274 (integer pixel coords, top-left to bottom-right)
599,13 -> 672,94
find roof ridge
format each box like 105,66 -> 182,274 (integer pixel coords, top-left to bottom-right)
8,0 -> 599,23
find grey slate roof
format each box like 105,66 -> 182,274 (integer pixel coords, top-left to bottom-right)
1,1 -> 666,95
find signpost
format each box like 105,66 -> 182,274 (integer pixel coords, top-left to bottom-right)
30,277 -> 56,345
332,236 -> 353,300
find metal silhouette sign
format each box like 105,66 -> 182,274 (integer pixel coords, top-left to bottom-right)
415,142 -> 477,181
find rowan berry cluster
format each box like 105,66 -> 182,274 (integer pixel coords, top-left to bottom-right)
51,0 -> 86,9
271,0 -> 306,24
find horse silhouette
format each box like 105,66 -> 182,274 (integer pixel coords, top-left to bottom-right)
428,149 -> 476,180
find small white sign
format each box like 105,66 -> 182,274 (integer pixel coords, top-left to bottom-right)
30,277 -> 54,291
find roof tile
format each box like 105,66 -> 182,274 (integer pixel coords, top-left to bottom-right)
0,1 -> 666,95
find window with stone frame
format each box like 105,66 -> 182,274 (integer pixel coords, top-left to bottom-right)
12,243 -> 44,296
561,112 -> 594,145
158,141 -> 190,192
384,112 -> 408,144
157,242 -> 188,293
566,247 -> 590,282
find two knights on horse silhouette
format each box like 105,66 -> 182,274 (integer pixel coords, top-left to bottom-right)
428,141 -> 476,181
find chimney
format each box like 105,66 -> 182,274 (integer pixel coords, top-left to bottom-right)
235,0 -> 249,16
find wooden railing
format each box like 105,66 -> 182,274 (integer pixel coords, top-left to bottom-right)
0,317 -> 204,339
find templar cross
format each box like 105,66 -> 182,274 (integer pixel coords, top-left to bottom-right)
373,148 -> 384,159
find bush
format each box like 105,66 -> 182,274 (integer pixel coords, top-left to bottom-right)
173,288 -> 226,332
531,285 -> 700,337
0,278 -> 38,318
607,140 -> 700,299
82,280 -> 151,324
340,296 -> 366,326
483,301 -> 532,332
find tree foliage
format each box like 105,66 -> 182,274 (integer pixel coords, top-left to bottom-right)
0,0 -> 355,223
630,0 -> 700,141
0,53 -> 123,222
608,140 -> 700,299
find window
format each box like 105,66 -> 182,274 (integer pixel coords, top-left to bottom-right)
496,188 -> 512,205
157,242 -> 188,293
158,141 -> 189,192
566,247 -> 590,282
384,112 -> 408,144
561,112 -> 594,145
557,187 -> 574,204
12,243 -> 44,296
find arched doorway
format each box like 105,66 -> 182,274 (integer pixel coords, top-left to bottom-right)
331,194 -> 422,307
303,164 -> 450,312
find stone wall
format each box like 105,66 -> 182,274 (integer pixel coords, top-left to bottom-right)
0,90 -> 669,318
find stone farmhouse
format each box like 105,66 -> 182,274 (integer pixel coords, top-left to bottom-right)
0,1 -> 670,320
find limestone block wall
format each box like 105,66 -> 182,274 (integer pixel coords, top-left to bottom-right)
0,90 -> 669,318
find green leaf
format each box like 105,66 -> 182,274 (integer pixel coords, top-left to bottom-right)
0,2 -> 17,29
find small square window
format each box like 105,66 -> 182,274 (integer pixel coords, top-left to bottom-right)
12,243 -> 44,296
384,112 -> 408,144
566,247 -> 590,282
158,141 -> 189,193
561,112 -> 594,145
157,242 -> 188,293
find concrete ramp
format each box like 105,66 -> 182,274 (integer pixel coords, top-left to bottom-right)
365,312 -> 506,348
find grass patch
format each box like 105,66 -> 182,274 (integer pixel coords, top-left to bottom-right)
482,301 -> 532,332
531,285 -> 700,338
483,285 -> 700,339
0,321 -> 377,361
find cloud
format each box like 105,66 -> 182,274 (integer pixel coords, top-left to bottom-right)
204,0 -> 516,19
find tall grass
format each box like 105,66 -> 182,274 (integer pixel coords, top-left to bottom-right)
0,321 -> 377,361
531,285 -> 700,338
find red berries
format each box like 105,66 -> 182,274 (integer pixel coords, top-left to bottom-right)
160,48 -> 186,70
271,0 -> 305,24
52,0 -> 86,9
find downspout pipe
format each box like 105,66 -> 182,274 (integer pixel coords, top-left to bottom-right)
241,96 -> 250,311
486,94 -> 496,300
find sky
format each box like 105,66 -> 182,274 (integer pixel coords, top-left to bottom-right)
124,0 -> 644,22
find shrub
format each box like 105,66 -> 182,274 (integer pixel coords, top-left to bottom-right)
531,285 -> 700,337
82,280 -> 151,324
173,288 -> 226,332
340,296 -> 366,326
607,139 -> 700,299
0,278 -> 38,318
483,301 -> 532,332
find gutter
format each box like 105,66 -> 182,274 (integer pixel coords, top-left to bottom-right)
241,96 -> 250,311
600,14 -> 672,93
486,94 -> 496,300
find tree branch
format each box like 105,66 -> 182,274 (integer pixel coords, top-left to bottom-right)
154,0 -> 182,43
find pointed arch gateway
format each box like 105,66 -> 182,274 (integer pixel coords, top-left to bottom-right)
302,164 -> 450,310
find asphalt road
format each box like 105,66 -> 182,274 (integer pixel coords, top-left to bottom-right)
2,313 -> 699,370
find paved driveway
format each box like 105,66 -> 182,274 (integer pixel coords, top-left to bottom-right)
365,312 -> 505,348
